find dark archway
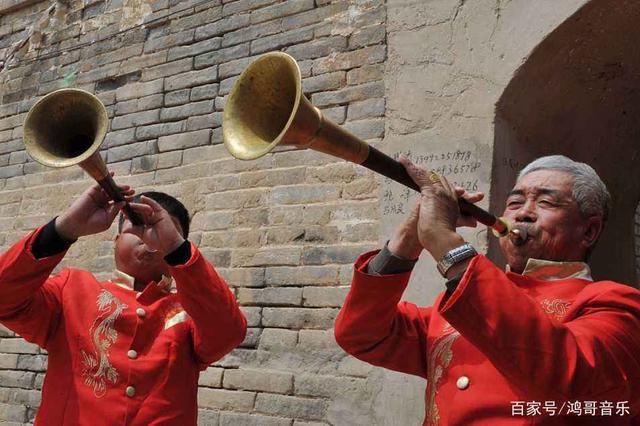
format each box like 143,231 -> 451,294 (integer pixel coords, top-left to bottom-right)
490,0 -> 640,285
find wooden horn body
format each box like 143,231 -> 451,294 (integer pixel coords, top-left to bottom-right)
24,88 -> 143,225
223,52 -> 511,237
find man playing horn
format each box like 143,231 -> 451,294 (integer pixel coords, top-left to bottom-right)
335,155 -> 640,424
0,180 -> 246,425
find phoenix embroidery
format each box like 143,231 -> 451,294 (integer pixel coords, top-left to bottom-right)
426,322 -> 460,426
81,289 -> 127,398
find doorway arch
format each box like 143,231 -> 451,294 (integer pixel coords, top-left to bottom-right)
489,0 -> 640,285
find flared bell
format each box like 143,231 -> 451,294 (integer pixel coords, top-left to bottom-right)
24,88 -> 108,174
223,52 -> 370,164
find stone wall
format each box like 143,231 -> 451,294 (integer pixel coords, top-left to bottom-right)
0,0 -> 636,425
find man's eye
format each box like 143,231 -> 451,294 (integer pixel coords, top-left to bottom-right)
506,200 -> 523,208
539,200 -> 556,206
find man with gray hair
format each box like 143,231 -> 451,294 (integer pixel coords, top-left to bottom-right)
335,155 -> 640,425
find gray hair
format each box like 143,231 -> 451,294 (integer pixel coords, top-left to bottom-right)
517,155 -> 611,221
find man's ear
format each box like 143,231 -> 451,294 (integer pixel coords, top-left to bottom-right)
582,215 -> 603,249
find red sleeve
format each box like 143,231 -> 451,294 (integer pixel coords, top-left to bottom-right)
334,250 -> 433,378
169,244 -> 247,369
0,227 -> 70,348
440,254 -> 640,404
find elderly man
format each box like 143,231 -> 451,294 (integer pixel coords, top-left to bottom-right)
335,155 -> 640,425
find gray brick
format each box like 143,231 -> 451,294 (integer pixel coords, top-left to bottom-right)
302,287 -> 348,307
165,65 -> 218,91
165,89 -> 191,106
195,14 -> 251,40
347,98 -> 385,120
186,112 -> 222,131
167,37 -> 222,61
311,82 -> 385,107
313,45 -> 386,75
349,25 -> 386,49
195,43 -> 250,69
142,58 -> 193,81
219,412 -> 292,426
198,367 -> 224,388
237,287 -> 302,306
16,355 -> 47,371
115,79 -> 164,102
240,307 -> 262,327
270,185 -> 341,205
0,402 -> 27,422
297,329 -> 336,349
158,129 -> 211,152
302,244 -> 374,265
258,328 -> 298,351
0,371 -> 34,389
251,27 -> 314,55
0,354 -> 18,369
135,122 -> 184,141
302,72 -> 345,94
111,109 -> 160,130
198,388 -> 256,411
221,20 -> 281,49
191,83 -> 219,101
262,308 -> 338,329
108,140 -> 157,162
223,368 -> 293,394
120,51 -> 168,76
343,118 -> 384,140
254,393 -> 327,420
160,100 -> 214,121
222,0 -> 277,17
295,374 -> 366,398
197,409 -> 220,426
285,36 -> 348,61
144,29 -> 194,53
250,0 -> 314,25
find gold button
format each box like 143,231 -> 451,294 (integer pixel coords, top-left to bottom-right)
136,308 -> 146,317
125,386 -> 136,397
456,376 -> 470,390
127,350 -> 138,359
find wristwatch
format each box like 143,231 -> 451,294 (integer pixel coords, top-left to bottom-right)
436,243 -> 477,277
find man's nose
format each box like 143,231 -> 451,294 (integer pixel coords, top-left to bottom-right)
515,201 -> 537,222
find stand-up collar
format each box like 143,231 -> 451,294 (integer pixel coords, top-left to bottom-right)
507,258 -> 592,281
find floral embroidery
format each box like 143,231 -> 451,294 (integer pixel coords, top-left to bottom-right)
81,289 -> 127,398
540,298 -> 572,321
426,322 -> 460,426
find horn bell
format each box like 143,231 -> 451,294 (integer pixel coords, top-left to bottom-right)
24,88 -> 108,170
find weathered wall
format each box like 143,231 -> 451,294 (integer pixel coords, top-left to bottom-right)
0,0 -> 636,425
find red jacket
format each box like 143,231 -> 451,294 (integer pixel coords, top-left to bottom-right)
0,227 -> 247,425
335,251 -> 640,425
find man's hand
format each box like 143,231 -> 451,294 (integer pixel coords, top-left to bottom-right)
122,196 -> 185,256
55,174 -> 132,240
397,156 -> 484,261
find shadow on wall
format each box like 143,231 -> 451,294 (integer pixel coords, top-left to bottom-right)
488,0 -> 640,286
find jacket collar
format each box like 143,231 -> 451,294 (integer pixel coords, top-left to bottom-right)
111,269 -> 175,292
507,258 -> 592,281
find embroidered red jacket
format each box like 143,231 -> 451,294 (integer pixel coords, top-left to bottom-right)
0,227 -> 247,425
335,251 -> 640,425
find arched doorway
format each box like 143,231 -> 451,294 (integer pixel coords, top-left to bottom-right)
490,0 -> 640,286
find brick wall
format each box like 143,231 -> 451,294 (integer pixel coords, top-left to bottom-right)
0,1 -> 386,424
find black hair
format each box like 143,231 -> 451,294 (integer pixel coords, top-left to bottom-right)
118,191 -> 190,238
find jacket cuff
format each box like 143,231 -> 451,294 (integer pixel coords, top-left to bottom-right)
367,241 -> 418,275
164,239 -> 192,266
32,218 -> 77,259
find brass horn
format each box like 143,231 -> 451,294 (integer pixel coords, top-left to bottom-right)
223,52 -> 514,238
24,88 -> 143,225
